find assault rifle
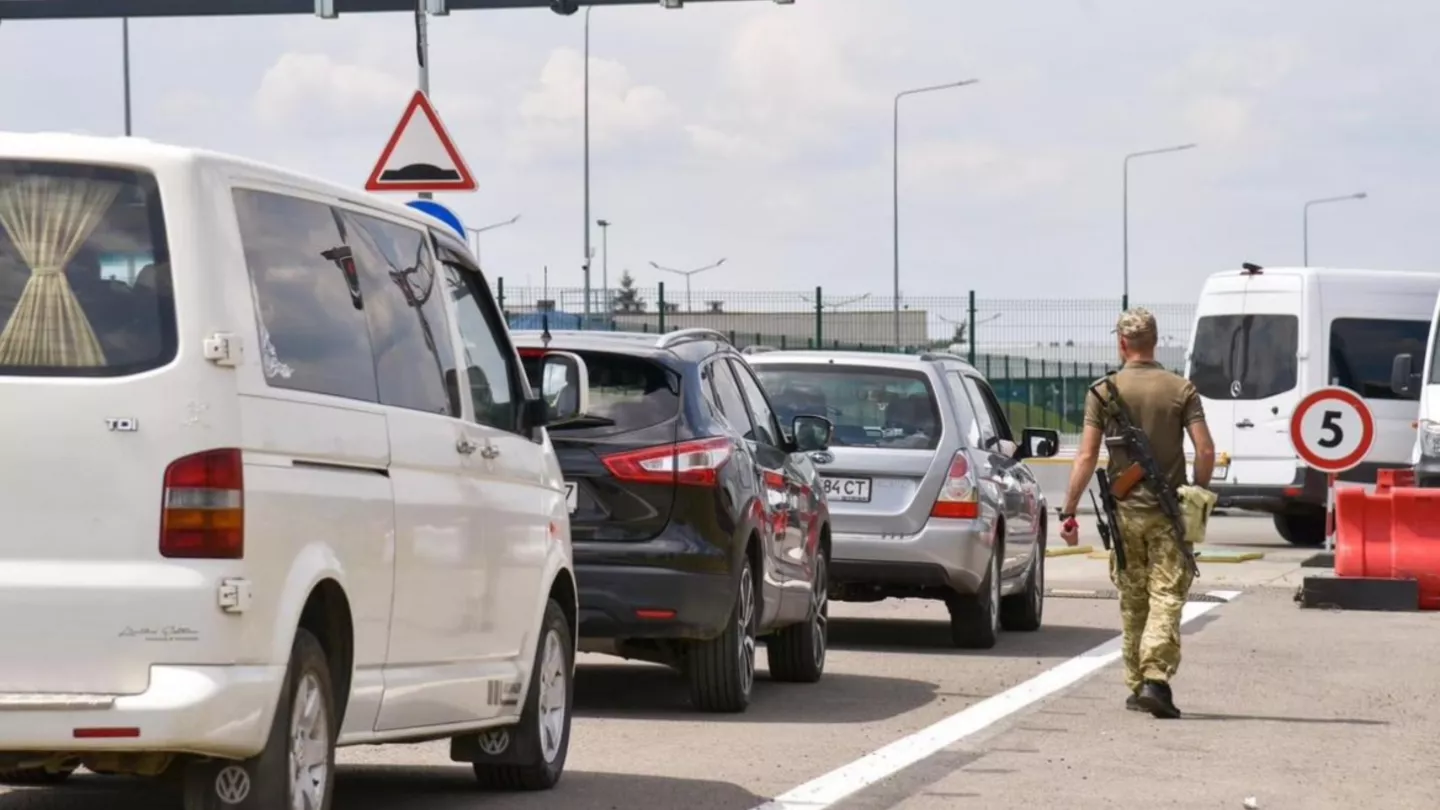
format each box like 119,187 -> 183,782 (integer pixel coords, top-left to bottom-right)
1089,469 -> 1127,571
1090,374 -> 1200,578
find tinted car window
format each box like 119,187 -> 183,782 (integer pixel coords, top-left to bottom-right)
0,160 -> 176,377
342,211 -> 457,416
709,359 -> 756,439
233,189 -> 379,403
752,365 -> 940,449
443,259 -> 516,431
520,349 -> 679,436
1328,317 -> 1428,400
729,358 -> 782,447
1189,314 -> 1298,401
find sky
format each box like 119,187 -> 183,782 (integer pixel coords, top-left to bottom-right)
3,0 -> 1438,317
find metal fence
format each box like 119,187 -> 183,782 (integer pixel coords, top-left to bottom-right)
493,279 -> 1196,436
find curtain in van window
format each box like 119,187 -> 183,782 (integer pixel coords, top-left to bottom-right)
0,175 -> 120,366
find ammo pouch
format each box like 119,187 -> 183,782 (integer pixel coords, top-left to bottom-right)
1177,485 -> 1218,545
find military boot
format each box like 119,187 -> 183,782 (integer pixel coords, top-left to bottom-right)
1136,680 -> 1181,719
1125,693 -> 1144,712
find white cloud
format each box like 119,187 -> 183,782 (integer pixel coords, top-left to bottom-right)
253,52 -> 413,133
512,48 -> 676,160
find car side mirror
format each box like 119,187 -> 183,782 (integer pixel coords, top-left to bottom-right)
539,351 -> 590,425
1017,427 -> 1060,460
1391,353 -> 1421,398
791,414 -> 833,453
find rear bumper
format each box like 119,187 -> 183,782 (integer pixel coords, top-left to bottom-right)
828,518 -> 992,595
575,563 -> 736,643
1212,462 -> 1411,512
0,664 -> 283,761
1414,458 -> 1440,488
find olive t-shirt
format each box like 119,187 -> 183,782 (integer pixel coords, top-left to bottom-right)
1083,361 -> 1206,509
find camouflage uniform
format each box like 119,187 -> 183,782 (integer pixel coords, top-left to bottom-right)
1084,308 -> 1206,697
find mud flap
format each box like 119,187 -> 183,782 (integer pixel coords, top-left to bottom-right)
450,722 -> 534,765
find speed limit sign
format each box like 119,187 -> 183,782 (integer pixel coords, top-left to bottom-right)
1289,387 -> 1375,473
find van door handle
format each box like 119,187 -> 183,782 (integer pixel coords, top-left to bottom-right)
479,445 -> 501,460
456,438 -> 479,455
1236,419 -> 1255,428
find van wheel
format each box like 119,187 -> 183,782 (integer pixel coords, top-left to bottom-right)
949,547 -> 1001,650
1276,512 -> 1325,547
1000,542 -> 1044,632
688,557 -> 758,712
471,599 -> 574,791
0,765 -> 75,785
182,629 -> 336,810
767,553 -> 828,683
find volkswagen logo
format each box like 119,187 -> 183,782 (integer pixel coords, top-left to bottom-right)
214,765 -> 252,805
1230,380 -> 1242,398
810,451 -> 834,465
477,728 -> 511,756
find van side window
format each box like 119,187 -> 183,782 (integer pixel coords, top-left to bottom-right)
1329,317 -> 1429,401
440,259 -> 517,432
340,211 -> 458,417
233,189 -> 379,403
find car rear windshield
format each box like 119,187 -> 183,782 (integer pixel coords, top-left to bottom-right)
1188,314 -> 1299,401
750,365 -> 942,449
0,160 -> 174,377
521,349 -> 680,435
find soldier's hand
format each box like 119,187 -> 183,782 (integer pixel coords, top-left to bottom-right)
1060,516 -> 1080,546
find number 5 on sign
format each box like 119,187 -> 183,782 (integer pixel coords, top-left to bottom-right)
1289,387 -> 1376,474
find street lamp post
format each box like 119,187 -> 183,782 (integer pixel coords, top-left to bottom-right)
1123,143 -> 1197,311
122,18 -> 132,136
893,79 -> 979,350
465,214 -> 521,267
650,258 -> 727,313
1303,192 -> 1367,266
582,5 -> 593,323
597,219 -> 611,317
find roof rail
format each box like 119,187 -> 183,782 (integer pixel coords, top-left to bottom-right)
656,328 -> 731,349
918,352 -> 967,363
741,345 -> 778,355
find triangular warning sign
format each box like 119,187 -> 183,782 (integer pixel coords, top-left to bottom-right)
366,90 -> 477,193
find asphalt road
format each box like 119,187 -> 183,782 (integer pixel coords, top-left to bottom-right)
5,516 -> 1436,809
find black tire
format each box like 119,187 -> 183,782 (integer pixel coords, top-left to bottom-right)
471,598 -> 575,791
0,765 -> 75,785
182,628 -> 336,810
1000,538 -> 1044,632
767,551 -> 828,683
948,544 -> 1001,650
688,556 -> 758,712
1276,512 -> 1325,547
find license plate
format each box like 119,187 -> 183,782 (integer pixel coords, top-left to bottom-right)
1213,464 -> 1228,481
822,476 -> 872,503
564,482 -> 578,513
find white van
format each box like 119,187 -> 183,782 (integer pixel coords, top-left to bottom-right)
0,132 -> 590,808
1184,265 -> 1436,546
1390,292 -> 1440,485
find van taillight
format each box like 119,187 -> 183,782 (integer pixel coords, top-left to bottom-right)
160,449 -> 244,559
602,437 -> 733,487
931,451 -> 979,520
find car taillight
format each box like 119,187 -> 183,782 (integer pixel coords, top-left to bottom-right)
602,437 -> 733,487
161,448 -> 244,559
932,451 -> 979,519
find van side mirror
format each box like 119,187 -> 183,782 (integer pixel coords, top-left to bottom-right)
538,351 -> 590,425
1017,427 -> 1060,460
1391,353 -> 1421,398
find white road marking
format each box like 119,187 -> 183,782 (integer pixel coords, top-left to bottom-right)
752,589 -> 1244,810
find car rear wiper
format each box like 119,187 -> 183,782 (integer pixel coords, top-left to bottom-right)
550,414 -> 618,429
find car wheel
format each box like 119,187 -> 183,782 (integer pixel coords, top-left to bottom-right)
688,556 -> 758,712
766,552 -> 828,683
948,542 -> 1001,650
1000,539 -> 1044,632
0,765 -> 76,785
1277,512 -> 1325,547
470,598 -> 574,791
182,628 -> 336,810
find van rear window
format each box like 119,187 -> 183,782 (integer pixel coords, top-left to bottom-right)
0,160 -> 174,377
1189,314 -> 1298,401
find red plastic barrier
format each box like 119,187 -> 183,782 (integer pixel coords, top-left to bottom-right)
1335,469 -> 1440,610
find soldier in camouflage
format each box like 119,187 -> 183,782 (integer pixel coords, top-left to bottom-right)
1057,308 -> 1216,719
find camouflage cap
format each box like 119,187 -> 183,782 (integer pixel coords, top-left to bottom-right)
1113,307 -> 1158,340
